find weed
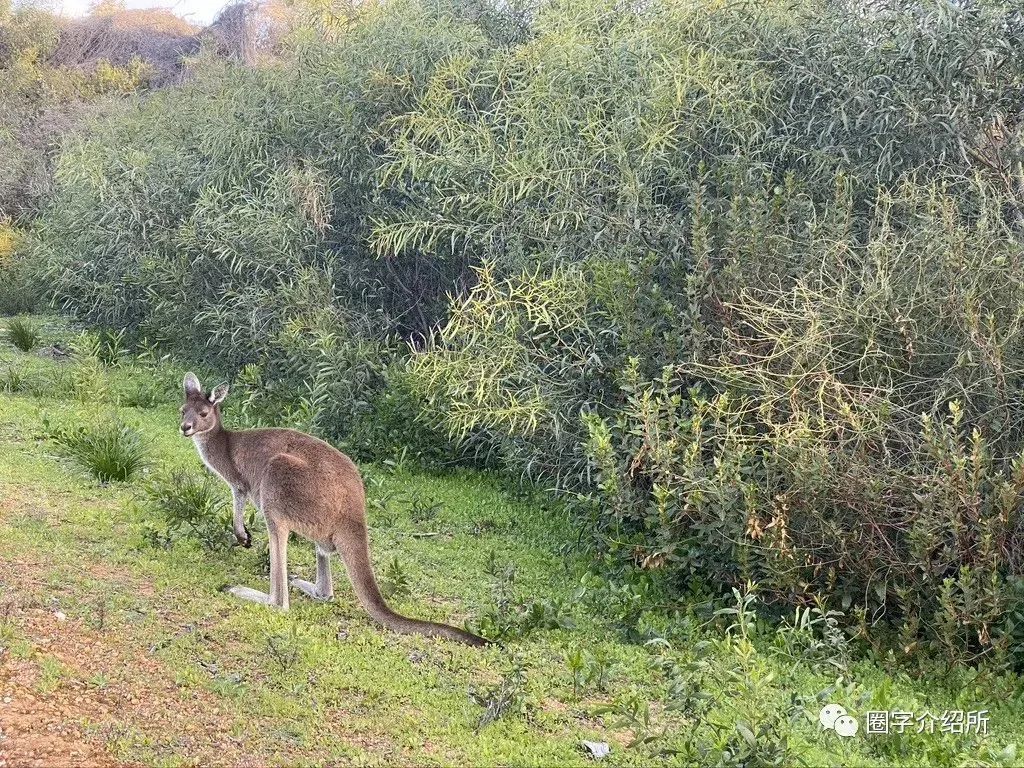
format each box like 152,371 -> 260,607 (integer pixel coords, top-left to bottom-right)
88,672 -> 110,689
706,715 -> 791,768
564,646 -> 587,700
1,367 -> 25,393
472,553 -> 574,641
773,598 -> 850,672
576,570 -> 659,642
381,555 -> 412,600
37,655 -> 70,694
5,317 -> 41,351
648,638 -> 714,720
365,471 -> 401,528
408,493 -> 443,524
69,357 -> 108,402
470,657 -> 529,730
595,691 -> 660,749
95,328 -> 128,366
266,624 -> 303,673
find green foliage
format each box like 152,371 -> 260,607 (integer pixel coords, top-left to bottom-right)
26,0 -> 1024,662
469,656 -> 530,730
4,316 -> 40,351
140,469 -> 233,550
5,334 -> 1024,766
51,418 -> 148,482
471,550 -> 576,641
380,554 -> 413,599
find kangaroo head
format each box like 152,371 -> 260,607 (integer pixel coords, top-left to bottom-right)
180,372 -> 229,437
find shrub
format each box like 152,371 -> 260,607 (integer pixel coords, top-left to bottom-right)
4,317 -> 41,351
579,182 -> 1024,664
140,470 -> 233,550
52,420 -> 148,482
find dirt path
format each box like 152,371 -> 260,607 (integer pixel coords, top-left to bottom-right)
0,641 -> 124,768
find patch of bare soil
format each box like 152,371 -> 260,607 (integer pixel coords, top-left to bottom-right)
0,647 -> 124,768
0,580 -> 320,767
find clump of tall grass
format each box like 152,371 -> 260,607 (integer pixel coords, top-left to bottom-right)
4,317 -> 41,352
52,420 -> 148,482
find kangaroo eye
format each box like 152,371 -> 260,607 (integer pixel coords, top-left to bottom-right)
199,410 -> 209,418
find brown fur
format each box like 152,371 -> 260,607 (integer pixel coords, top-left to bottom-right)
180,373 -> 487,647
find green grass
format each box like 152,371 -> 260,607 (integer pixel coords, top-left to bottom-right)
1,314 -> 1023,766
4,316 -> 41,352
50,419 -> 149,482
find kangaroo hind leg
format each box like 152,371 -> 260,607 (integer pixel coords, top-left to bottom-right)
227,516 -> 290,611
290,542 -> 334,602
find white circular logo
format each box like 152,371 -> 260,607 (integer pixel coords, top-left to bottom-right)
819,703 -> 847,730
834,715 -> 859,737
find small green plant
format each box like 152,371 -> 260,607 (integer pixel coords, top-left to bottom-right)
472,552 -> 575,641
95,328 -> 128,366
364,470 -> 401,528
470,657 -> 529,731
5,317 -> 41,351
576,570 -> 659,642
646,637 -> 715,730
773,598 -> 850,672
408,493 -> 443,524
1,367 -> 25,393
67,338 -> 108,402
564,646 -> 587,700
266,623 -> 303,673
381,554 -> 412,599
52,420 -> 148,482
37,655 -> 70,694
88,672 -> 110,690
140,470 -> 232,550
595,690 -> 660,749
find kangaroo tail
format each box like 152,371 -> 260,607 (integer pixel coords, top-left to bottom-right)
334,529 -> 489,647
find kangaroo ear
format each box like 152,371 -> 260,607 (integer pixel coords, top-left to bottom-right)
183,372 -> 202,396
209,382 -> 229,405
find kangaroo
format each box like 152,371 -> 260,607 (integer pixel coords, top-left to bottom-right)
179,372 -> 487,647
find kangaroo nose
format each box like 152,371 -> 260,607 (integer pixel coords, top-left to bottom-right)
181,422 -> 193,434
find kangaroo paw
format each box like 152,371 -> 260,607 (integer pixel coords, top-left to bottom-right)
224,585 -> 275,607
289,576 -> 332,602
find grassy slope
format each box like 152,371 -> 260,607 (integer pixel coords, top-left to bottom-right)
1,315 -> 1023,767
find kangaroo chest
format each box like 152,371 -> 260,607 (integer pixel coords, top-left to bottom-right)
193,433 -> 255,502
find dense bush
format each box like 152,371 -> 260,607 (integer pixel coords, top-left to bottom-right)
32,0 -> 1024,661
